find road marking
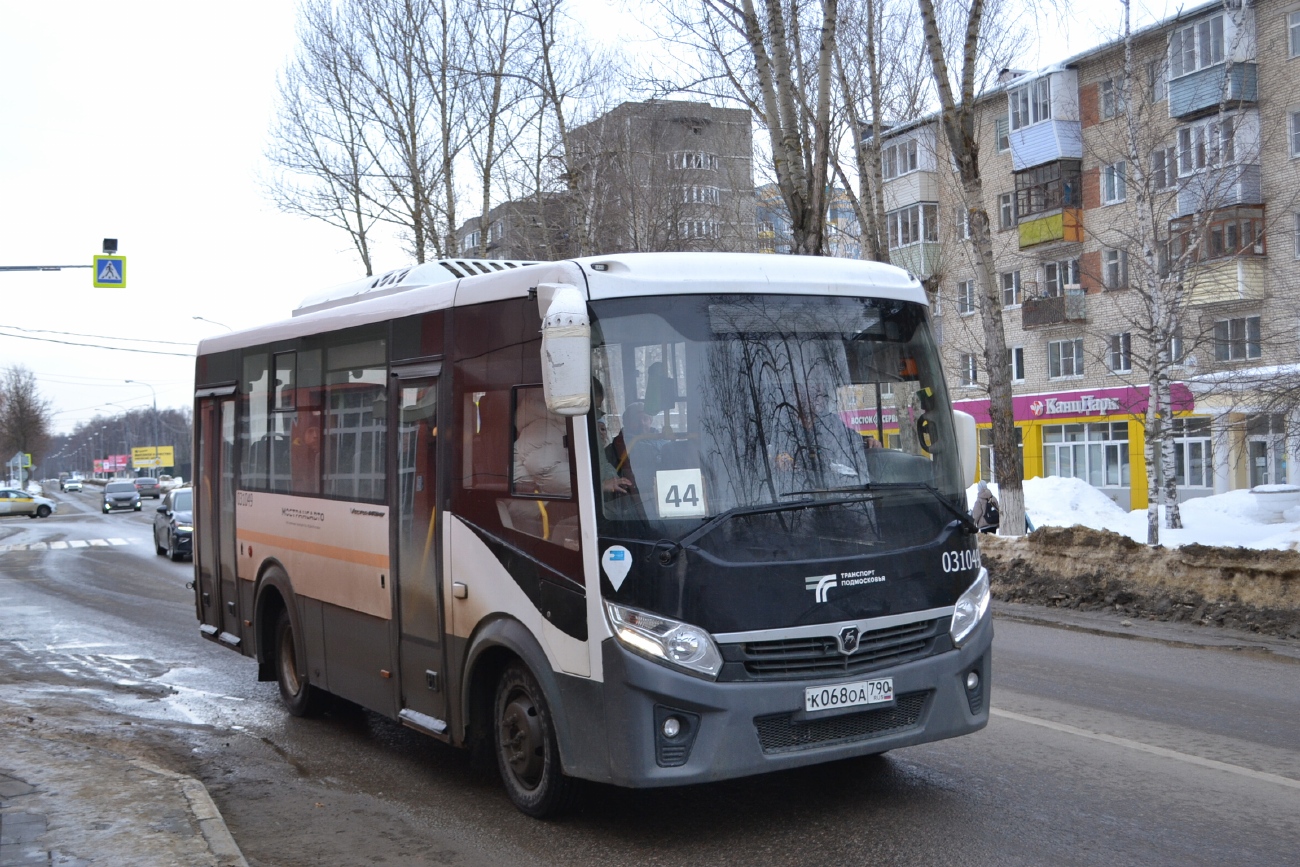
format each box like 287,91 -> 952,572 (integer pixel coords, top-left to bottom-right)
0,538 -> 139,554
991,707 -> 1300,791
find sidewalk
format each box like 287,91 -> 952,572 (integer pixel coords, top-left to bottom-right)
993,599 -> 1300,663
0,715 -> 247,867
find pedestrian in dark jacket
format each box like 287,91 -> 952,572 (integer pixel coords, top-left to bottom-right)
972,480 -> 999,534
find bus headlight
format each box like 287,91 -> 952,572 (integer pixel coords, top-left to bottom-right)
605,601 -> 722,679
949,567 -> 990,647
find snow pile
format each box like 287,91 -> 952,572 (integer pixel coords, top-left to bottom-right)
967,476 -> 1300,551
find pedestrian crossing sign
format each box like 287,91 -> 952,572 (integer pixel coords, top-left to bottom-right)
93,254 -> 126,288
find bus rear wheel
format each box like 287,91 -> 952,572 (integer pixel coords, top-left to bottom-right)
275,608 -> 323,717
493,662 -> 579,818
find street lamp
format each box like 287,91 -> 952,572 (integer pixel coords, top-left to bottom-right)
192,315 -> 232,331
125,380 -> 160,477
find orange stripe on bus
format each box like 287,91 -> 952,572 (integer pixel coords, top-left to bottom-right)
236,528 -> 390,568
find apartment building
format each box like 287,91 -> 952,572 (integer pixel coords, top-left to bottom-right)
881,0 -> 1300,509
457,100 -> 755,258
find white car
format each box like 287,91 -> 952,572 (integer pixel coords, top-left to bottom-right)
62,478 -> 83,492
0,487 -> 57,518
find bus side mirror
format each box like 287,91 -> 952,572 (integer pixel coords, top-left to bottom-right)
537,282 -> 591,416
953,410 -> 977,485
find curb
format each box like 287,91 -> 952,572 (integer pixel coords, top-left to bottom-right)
131,759 -> 250,867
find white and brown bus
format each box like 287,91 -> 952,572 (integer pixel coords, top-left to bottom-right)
192,253 -> 991,817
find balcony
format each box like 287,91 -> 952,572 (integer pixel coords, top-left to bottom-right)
1185,258 -> 1266,306
1018,208 -> 1083,249
888,242 -> 942,280
1169,63 -> 1257,120
1022,287 -> 1086,328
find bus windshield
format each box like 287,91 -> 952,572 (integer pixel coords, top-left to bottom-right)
590,293 -> 962,558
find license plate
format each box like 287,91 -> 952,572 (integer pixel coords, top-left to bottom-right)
804,677 -> 894,713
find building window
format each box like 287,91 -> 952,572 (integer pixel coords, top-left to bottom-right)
1048,338 -> 1084,378
959,352 -> 979,386
1000,270 -> 1022,307
1042,259 -> 1080,296
1043,422 -> 1130,487
1171,418 -> 1213,487
1108,332 -> 1133,372
1291,111 -> 1300,158
1100,78 -> 1125,119
995,116 -> 1010,152
682,185 -> 720,205
1170,15 -> 1224,79
998,192 -> 1016,229
931,290 -> 942,316
1177,116 -> 1234,175
1151,146 -> 1177,190
672,151 -> 718,170
1147,59 -> 1167,102
1008,345 -> 1025,382
1291,11 -> 1300,59
1295,213 -> 1300,258
677,219 -> 719,239
882,138 -> 919,180
1214,316 -> 1261,361
957,279 -> 976,315
1009,77 -> 1051,131
1103,248 -> 1128,289
1168,326 -> 1185,365
1014,160 -> 1081,219
1102,161 -> 1127,204
955,207 -> 971,240
886,203 -> 939,248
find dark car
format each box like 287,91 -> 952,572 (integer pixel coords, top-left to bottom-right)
133,476 -> 162,499
153,487 -> 193,561
102,480 -> 142,513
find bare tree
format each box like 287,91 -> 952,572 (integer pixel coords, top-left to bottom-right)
649,0 -> 838,255
915,0 -> 1026,535
265,0 -> 381,275
0,366 -> 53,472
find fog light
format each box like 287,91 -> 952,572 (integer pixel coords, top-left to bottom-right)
662,717 -> 681,738
965,671 -> 979,691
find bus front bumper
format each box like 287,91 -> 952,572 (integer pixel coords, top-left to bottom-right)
570,612 -> 992,788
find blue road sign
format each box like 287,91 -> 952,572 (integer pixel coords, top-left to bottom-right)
93,255 -> 126,288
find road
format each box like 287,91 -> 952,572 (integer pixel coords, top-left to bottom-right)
2,486 -> 1298,866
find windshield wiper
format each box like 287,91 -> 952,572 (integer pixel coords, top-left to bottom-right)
782,481 -> 978,534
653,494 -> 881,566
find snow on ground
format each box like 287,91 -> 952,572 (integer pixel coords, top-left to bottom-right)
967,476 -> 1300,551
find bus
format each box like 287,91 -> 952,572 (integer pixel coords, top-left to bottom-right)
192,252 -> 991,817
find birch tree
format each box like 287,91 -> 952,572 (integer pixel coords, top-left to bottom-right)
915,0 -> 1026,535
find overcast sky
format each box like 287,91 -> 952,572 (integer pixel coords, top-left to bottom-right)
0,0 -> 1168,439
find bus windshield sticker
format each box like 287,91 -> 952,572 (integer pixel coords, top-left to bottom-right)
654,468 -> 707,519
601,545 -> 633,590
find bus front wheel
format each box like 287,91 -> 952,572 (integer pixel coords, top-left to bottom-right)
275,608 -> 323,717
493,661 -> 579,818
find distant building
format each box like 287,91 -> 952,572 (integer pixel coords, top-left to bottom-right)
756,184 -> 862,258
455,193 -> 574,261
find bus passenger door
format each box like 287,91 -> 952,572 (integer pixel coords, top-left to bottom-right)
196,393 -> 241,644
392,372 -> 448,730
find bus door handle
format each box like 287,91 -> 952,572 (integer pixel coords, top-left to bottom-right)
452,582 -> 468,599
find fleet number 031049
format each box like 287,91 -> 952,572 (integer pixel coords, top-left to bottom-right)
804,677 -> 894,712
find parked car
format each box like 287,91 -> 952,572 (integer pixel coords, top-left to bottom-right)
61,478 -> 83,492
0,487 -> 57,518
153,487 -> 193,561
133,476 -> 162,499
102,480 -> 141,513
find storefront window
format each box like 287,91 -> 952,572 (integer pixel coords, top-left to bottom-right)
978,427 -> 1023,483
1171,417 -> 1212,488
1043,422 -> 1130,487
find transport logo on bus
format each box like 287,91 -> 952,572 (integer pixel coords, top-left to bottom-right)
806,569 -> 887,603
806,574 -> 838,603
